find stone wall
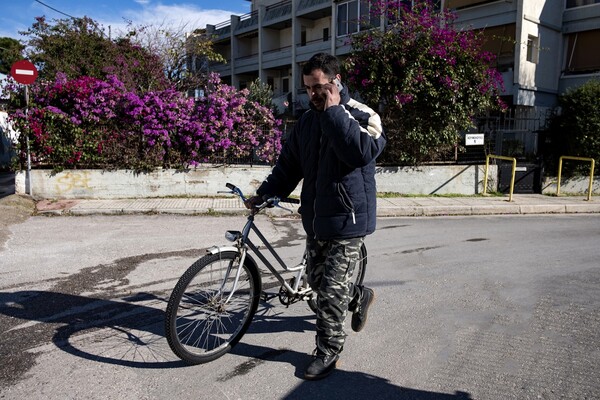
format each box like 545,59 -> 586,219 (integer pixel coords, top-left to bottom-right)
15,165 -> 498,200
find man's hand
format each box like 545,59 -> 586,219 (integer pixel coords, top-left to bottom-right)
323,82 -> 341,110
244,195 -> 264,210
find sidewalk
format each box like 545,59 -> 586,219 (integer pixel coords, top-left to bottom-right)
35,194 -> 600,217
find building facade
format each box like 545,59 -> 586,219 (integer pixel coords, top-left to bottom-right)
201,0 -> 600,116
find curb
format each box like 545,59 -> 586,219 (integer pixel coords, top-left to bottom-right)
33,197 -> 600,217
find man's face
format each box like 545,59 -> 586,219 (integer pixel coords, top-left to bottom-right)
303,69 -> 335,111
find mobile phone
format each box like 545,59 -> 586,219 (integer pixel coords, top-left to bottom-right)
333,78 -> 343,91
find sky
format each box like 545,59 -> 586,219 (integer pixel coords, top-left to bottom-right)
0,0 -> 251,40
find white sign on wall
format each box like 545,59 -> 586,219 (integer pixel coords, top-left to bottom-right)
465,133 -> 484,146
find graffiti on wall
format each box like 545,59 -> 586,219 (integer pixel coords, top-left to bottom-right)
54,171 -> 92,195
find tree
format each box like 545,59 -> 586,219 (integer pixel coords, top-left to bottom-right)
545,80 -> 600,175
20,16 -> 169,92
343,1 -> 505,165
247,78 -> 274,111
125,22 -> 226,93
0,37 -> 24,75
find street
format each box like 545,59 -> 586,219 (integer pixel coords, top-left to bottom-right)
1,213 -> 599,399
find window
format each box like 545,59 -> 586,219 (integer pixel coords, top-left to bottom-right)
323,28 -> 329,42
565,29 -> 600,74
479,24 -> 516,72
566,0 -> 600,8
337,0 -> 380,37
526,35 -> 539,64
446,0 -> 499,9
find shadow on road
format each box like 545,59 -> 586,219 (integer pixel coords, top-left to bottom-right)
0,289 -> 315,371
0,290 -> 185,372
0,290 -> 471,399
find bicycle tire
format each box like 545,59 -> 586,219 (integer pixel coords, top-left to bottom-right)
165,251 -> 261,364
307,243 -> 368,313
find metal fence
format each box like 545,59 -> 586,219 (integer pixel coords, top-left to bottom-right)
205,109 -> 552,167
457,108 -> 552,165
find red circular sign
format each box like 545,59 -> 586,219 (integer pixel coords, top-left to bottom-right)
10,60 -> 38,85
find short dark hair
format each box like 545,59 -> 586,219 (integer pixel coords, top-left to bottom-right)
302,52 -> 340,78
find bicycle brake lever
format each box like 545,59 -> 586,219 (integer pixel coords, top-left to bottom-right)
277,204 -> 293,213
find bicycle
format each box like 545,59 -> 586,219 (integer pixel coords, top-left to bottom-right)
164,183 -> 367,365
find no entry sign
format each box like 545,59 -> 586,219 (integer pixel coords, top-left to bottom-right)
10,60 -> 38,85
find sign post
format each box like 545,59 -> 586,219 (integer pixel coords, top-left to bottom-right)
10,60 -> 38,197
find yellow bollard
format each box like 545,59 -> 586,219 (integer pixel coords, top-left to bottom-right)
557,156 -> 595,201
484,155 -> 517,202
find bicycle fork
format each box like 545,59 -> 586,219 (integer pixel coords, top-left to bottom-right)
217,248 -> 248,304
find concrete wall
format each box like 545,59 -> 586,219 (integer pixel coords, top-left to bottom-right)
542,176 -> 600,195
15,165 -> 498,200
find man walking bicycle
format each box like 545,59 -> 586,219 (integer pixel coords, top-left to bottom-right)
246,52 -> 386,380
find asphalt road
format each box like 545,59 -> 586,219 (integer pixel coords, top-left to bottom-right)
1,212 -> 599,399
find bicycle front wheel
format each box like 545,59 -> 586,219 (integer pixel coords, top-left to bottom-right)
165,251 -> 261,364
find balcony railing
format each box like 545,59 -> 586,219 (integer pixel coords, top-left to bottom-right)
298,0 -> 330,12
213,20 -> 231,37
236,11 -> 259,31
265,1 -> 292,21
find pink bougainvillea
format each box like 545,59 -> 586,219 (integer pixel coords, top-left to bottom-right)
5,72 -> 282,171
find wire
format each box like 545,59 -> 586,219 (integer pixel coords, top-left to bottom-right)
33,0 -> 108,38
34,0 -> 77,19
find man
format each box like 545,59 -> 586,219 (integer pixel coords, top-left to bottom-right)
246,52 -> 386,380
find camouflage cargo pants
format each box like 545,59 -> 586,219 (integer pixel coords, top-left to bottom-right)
306,236 -> 364,356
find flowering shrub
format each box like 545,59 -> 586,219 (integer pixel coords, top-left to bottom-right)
344,1 -> 505,165
193,74 -> 281,165
6,73 -> 282,171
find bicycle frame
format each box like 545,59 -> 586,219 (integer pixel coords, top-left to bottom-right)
209,214 -> 312,301
210,213 -> 311,303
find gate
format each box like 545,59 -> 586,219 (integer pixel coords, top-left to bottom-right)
458,108 -> 551,193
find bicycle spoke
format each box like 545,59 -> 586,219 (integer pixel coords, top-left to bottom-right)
165,251 -> 259,364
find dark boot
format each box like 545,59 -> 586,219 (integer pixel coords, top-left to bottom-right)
351,286 -> 375,332
304,351 -> 339,380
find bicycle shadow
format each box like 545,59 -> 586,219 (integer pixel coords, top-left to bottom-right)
0,290 -> 316,370
0,290 -> 185,369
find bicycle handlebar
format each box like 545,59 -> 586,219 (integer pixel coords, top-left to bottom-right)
221,183 -> 299,213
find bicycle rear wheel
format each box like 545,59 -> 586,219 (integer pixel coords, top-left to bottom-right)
165,251 -> 261,364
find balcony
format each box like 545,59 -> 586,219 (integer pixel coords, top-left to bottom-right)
297,0 -> 331,19
296,38 -> 331,59
209,62 -> 231,77
235,11 -> 259,35
263,46 -> 293,69
446,0 -> 505,10
264,1 -> 293,29
234,53 -> 259,74
212,20 -> 231,41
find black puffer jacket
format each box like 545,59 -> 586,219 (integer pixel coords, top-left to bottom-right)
257,87 -> 386,240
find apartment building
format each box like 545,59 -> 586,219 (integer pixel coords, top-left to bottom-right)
200,0 -> 600,116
